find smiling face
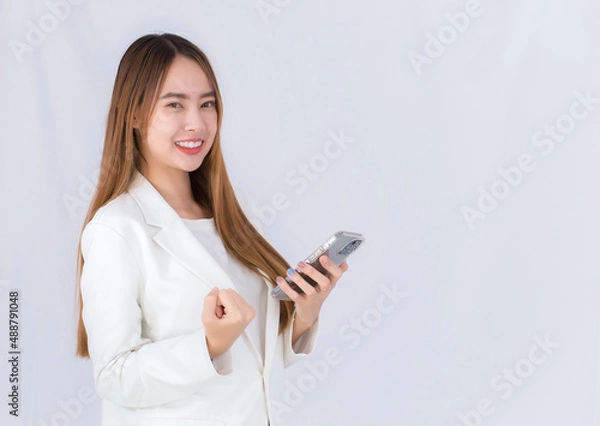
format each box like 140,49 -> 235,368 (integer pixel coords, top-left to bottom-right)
137,54 -> 218,182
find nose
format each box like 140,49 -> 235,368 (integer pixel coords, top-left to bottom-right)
184,107 -> 206,133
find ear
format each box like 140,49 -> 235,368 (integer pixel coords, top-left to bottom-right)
131,107 -> 143,129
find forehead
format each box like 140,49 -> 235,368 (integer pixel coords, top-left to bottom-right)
159,54 -> 212,94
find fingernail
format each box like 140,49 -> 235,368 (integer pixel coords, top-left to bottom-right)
276,276 -> 283,283
287,268 -> 295,276
297,261 -> 306,270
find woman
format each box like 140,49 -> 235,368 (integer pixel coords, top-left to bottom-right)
74,33 -> 348,426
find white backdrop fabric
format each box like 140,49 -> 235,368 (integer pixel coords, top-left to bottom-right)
1,0 -> 600,425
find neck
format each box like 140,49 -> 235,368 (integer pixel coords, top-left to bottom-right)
139,164 -> 207,219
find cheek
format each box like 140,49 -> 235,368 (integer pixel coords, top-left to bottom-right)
147,113 -> 180,143
206,111 -> 219,133
151,112 -> 177,133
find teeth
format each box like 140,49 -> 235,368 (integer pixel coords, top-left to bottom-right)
175,141 -> 203,148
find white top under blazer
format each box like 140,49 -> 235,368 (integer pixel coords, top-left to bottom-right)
80,170 -> 319,426
181,217 -> 268,362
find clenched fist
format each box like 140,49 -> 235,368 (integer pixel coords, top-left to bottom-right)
202,287 -> 256,359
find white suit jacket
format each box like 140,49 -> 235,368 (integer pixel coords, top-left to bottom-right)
80,170 -> 319,426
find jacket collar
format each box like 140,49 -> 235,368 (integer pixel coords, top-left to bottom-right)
127,169 -> 239,292
127,169 -> 280,369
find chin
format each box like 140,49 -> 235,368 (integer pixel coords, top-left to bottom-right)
182,161 -> 205,172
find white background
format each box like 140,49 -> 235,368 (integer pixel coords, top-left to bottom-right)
1,0 -> 600,425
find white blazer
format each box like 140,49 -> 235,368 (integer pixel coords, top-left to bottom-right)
80,170 -> 319,426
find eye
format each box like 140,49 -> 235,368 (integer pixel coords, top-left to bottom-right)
202,100 -> 216,108
167,102 -> 183,109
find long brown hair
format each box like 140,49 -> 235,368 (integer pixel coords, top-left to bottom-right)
75,33 -> 294,358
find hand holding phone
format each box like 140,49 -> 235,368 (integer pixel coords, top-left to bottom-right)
271,231 -> 365,300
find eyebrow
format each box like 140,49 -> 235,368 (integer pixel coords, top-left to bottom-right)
159,90 -> 216,100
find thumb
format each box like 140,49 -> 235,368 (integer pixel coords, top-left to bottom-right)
202,287 -> 219,320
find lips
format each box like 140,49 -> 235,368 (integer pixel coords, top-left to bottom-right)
174,139 -> 204,155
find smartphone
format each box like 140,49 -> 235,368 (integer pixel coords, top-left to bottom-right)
271,231 -> 365,300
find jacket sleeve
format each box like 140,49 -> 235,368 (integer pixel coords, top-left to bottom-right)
80,222 -> 226,408
282,313 -> 320,367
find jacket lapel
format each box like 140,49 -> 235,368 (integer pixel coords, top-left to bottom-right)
127,170 -> 271,368
263,287 -> 280,372
127,170 -> 238,292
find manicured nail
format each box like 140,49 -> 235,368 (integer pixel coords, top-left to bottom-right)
297,261 -> 306,270
287,268 -> 295,276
